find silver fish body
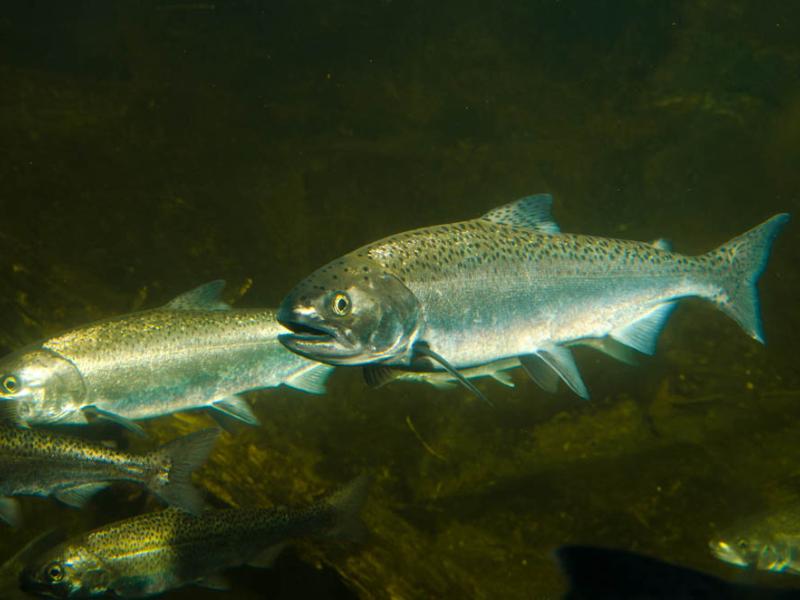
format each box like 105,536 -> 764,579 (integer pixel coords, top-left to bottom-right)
0,281 -> 334,428
0,426 -> 219,525
278,195 -> 789,399
711,503 -> 800,575
21,475 -> 369,598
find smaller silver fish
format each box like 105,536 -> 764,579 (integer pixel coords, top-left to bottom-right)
0,426 -> 219,526
0,281 -> 334,433
21,475 -> 369,598
711,503 -> 800,575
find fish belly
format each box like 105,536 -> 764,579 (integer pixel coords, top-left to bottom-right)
412,262 -> 707,367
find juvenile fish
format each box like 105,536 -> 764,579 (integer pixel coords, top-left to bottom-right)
711,503 -> 800,575
0,530 -> 64,600
0,426 -> 219,526
0,281 -> 334,432
21,475 -> 369,598
278,195 -> 789,400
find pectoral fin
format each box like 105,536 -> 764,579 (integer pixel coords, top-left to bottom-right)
532,345 -> 590,400
363,365 -> 400,389
82,406 -> 146,437
412,342 -> 491,405
211,395 -> 260,426
609,303 -> 676,355
285,363 -> 335,395
0,400 -> 23,426
55,483 -> 111,508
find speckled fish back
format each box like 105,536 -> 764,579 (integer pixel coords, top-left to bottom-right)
361,219 -> 704,284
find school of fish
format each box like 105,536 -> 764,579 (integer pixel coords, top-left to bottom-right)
0,193 -> 790,597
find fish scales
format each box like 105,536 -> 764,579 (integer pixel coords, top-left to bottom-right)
21,476 -> 368,597
0,426 -> 219,524
0,281 -> 334,428
277,194 -> 788,398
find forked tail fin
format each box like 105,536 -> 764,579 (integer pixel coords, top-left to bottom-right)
150,428 -> 220,514
324,474 -> 371,542
706,213 -> 789,343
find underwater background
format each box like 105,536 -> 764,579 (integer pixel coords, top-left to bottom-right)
0,0 -> 798,597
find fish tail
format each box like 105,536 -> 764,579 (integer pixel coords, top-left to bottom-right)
323,474 -> 371,542
150,428 -> 220,514
705,213 -> 790,343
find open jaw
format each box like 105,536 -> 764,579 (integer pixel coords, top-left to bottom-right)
277,320 -> 361,364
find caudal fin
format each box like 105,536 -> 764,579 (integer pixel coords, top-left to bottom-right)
706,213 -> 789,343
324,474 -> 371,542
150,428 -> 220,514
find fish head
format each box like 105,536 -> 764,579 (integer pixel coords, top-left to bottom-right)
278,257 -> 422,366
0,348 -> 86,425
709,522 -> 789,573
20,543 -> 109,598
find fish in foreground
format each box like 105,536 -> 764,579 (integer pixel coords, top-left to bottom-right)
20,475 -> 369,598
0,530 -> 65,600
555,545 -> 800,599
278,194 -> 789,401
0,426 -> 219,526
0,281 -> 334,433
711,502 -> 800,575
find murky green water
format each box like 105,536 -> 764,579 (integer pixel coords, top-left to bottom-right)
0,1 -> 798,597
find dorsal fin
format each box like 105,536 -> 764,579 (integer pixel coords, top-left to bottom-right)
480,194 -> 560,233
164,280 -> 231,311
650,238 -> 672,251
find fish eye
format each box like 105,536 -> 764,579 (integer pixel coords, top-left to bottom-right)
737,539 -> 749,550
45,562 -> 64,583
331,292 -> 351,316
1,375 -> 18,394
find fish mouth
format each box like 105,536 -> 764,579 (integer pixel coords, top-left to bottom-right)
278,316 -> 363,365
19,572 -> 63,598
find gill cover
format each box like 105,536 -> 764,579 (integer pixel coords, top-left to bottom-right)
278,258 -> 422,366
0,348 -> 86,425
21,543 -> 109,598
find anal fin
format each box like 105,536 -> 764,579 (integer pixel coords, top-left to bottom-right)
610,303 -> 676,355
55,483 -> 111,508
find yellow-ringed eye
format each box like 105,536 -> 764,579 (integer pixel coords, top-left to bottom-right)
1,375 -> 18,395
46,562 -> 64,583
331,292 -> 351,316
